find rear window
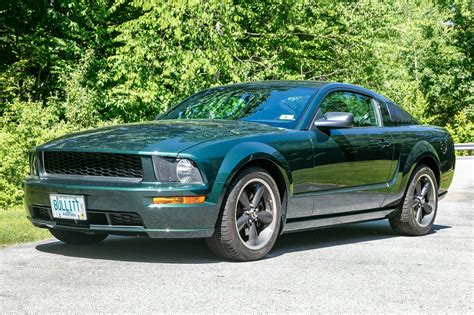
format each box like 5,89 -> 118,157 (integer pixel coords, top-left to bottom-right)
379,101 -> 419,126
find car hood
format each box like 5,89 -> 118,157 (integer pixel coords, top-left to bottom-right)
37,120 -> 285,155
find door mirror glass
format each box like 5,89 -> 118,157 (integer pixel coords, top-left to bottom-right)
314,112 -> 354,129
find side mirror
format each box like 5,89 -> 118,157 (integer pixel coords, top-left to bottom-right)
314,112 -> 354,129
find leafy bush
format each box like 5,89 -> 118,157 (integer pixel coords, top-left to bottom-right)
0,101 -> 80,209
446,111 -> 474,144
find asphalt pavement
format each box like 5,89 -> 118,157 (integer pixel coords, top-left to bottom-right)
1,158 -> 472,313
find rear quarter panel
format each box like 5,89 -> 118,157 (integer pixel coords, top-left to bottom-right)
382,125 -> 455,208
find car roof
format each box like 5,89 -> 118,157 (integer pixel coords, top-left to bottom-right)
219,80 -> 386,98
204,80 -> 391,104
221,80 -> 330,89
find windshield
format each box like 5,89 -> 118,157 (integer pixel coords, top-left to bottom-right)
160,86 -> 317,129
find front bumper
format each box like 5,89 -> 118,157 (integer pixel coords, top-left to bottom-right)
24,177 -> 218,238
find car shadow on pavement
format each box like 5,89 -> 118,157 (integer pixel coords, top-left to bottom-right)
269,220 -> 450,259
36,236 -> 219,264
35,220 -> 450,264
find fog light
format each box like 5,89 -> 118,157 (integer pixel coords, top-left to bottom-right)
152,196 -> 206,204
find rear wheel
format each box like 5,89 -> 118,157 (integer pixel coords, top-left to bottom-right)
49,229 -> 108,245
389,165 -> 438,236
206,167 -> 281,261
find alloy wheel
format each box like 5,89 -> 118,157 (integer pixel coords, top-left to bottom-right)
412,174 -> 436,227
235,178 -> 277,250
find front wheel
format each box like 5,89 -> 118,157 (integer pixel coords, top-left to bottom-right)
206,167 -> 282,261
389,165 -> 438,236
49,229 -> 108,245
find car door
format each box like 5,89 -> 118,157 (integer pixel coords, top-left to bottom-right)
309,90 -> 394,216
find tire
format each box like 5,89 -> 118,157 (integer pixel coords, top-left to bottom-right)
389,165 -> 438,236
49,228 -> 108,245
206,167 -> 282,261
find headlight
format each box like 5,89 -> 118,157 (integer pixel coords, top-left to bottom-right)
152,156 -> 204,184
29,152 -> 38,176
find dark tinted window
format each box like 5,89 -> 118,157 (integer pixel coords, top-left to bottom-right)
160,86 -> 316,129
380,101 -> 419,126
316,91 -> 379,127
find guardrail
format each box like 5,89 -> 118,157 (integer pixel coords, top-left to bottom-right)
455,143 -> 474,151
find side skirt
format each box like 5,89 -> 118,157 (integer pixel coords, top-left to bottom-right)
281,208 -> 398,234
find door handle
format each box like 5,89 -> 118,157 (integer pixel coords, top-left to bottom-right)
377,139 -> 391,149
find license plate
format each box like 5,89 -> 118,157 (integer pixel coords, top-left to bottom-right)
49,194 -> 87,220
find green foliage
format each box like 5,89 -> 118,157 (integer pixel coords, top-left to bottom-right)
445,111 -> 474,144
0,0 -> 472,210
0,101 -> 80,208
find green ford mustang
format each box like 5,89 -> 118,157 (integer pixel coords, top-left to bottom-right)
24,81 -> 455,261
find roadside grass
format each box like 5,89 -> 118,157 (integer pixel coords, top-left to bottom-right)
0,208 -> 50,246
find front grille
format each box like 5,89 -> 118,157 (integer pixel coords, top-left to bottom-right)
31,205 -> 144,227
42,151 -> 143,180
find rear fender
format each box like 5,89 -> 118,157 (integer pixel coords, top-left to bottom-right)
398,140 -> 441,195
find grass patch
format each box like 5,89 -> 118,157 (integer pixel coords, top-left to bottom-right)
0,208 -> 50,246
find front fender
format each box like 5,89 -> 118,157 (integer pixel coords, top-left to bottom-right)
208,142 -> 291,211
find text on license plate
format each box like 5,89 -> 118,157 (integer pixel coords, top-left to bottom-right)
49,194 -> 87,220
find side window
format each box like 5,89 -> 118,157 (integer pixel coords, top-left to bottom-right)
316,91 -> 379,127
386,101 -> 419,125
377,100 -> 396,126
